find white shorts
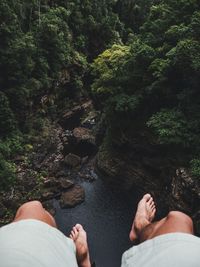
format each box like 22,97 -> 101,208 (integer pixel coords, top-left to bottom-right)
0,219 -> 78,267
121,233 -> 200,267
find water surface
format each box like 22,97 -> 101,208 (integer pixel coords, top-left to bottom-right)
54,177 -> 141,267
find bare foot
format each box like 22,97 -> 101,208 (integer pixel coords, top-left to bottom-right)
129,193 -> 156,242
70,224 -> 91,267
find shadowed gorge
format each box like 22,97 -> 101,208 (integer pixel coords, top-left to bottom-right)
0,1 -> 200,266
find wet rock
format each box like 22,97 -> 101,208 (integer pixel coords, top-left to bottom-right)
60,185 -> 85,208
42,191 -> 56,201
43,178 -> 60,188
64,128 -> 97,157
41,184 -> 61,200
73,127 -> 95,145
59,178 -> 74,190
78,173 -> 95,182
64,153 -> 81,168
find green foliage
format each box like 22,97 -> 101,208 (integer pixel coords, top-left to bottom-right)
91,0 -> 200,164
190,159 -> 200,177
1,0 -> 200,188
0,154 -> 16,190
92,44 -> 131,96
0,135 -> 23,189
146,109 -> 191,146
0,136 -> 23,158
0,92 -> 16,137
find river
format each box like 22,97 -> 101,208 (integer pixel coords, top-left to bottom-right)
54,176 -> 141,267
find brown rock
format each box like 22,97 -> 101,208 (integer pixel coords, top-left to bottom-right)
64,153 -> 81,168
59,178 -> 74,190
60,185 -> 85,208
43,178 -> 60,188
41,191 -> 56,200
73,127 -> 95,145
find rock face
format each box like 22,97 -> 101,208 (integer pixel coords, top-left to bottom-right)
96,142 -> 200,233
170,168 -> 200,212
60,100 -> 93,130
73,127 -> 95,145
60,185 -> 85,208
0,98 -> 98,225
64,153 -> 81,168
97,144 -> 171,192
64,127 -> 97,157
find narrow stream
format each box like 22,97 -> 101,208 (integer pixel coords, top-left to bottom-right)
54,177 -> 141,267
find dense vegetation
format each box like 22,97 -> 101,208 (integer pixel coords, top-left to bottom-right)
1,0 -> 200,189
92,0 -> 200,175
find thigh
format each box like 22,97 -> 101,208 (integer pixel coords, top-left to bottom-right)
150,211 -> 193,240
14,201 -> 57,228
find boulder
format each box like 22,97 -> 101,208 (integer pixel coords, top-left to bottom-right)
41,186 -> 61,200
64,153 -> 81,168
64,127 -> 97,157
59,178 -> 74,190
73,127 -> 95,145
60,185 -> 85,208
43,178 -> 60,188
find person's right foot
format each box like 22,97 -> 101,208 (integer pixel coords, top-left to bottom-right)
129,193 -> 156,242
70,224 -> 91,267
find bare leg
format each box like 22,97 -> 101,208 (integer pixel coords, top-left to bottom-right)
129,194 -> 194,243
70,224 -> 91,267
13,200 -> 57,228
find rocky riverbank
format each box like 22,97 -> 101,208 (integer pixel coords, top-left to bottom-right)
0,99 -> 99,225
1,97 -> 200,236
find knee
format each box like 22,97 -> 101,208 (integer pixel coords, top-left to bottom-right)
167,211 -> 193,227
17,200 -> 43,213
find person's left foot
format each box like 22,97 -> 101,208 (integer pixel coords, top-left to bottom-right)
70,224 -> 91,267
129,194 -> 156,242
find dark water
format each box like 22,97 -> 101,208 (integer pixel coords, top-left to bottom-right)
54,177 -> 142,267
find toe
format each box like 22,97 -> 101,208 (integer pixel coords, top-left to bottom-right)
150,202 -> 155,209
148,197 -> 154,206
75,224 -> 83,231
73,226 -> 78,234
70,231 -> 75,240
143,193 -> 151,201
71,231 -> 76,239
152,207 -> 156,216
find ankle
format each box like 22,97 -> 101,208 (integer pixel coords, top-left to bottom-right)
135,218 -> 150,235
78,255 -> 91,267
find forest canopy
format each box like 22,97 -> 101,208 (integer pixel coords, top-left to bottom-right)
1,0 -> 200,189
